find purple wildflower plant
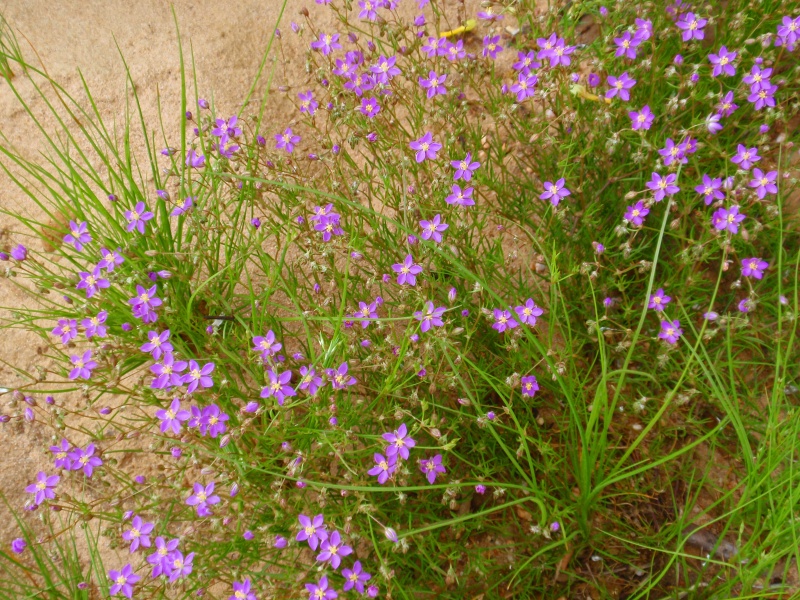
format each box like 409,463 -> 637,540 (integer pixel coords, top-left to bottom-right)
392,254 -> 422,285
230,579 -> 257,600
122,515 -> 154,553
342,561 -> 372,593
708,46 -> 737,77
414,301 -> 447,332
629,105 -> 654,130
299,366 -> 324,395
182,360 -> 215,393
614,31 -> 641,59
712,206 -> 746,234
539,178 -> 571,206
140,329 -> 173,359
69,350 -> 97,380
186,481 -> 220,517
742,258 -> 768,279
108,564 -> 139,599
624,201 -> 650,227
731,144 -> 761,170
659,320 -> 683,345
418,70 -> 447,98
383,423 -> 416,460
515,298 -> 544,326
492,309 -> 519,332
606,72 -> 636,101
648,288 -> 672,311
676,12 -> 707,40
305,576 -> 337,600
124,202 -> 154,234
63,220 -> 92,251
326,362 -> 356,390
25,471 -> 59,505
409,131 -> 442,162
253,330 -> 282,359
77,266 -> 110,298
297,514 -> 328,550
749,168 -> 778,198
150,353 -> 188,389
646,172 -> 680,202
420,454 -> 446,484
69,443 -> 103,477
445,184 -> 475,206
695,174 -> 725,205
450,152 -> 480,181
82,311 -> 108,338
52,318 -> 78,344
50,439 -> 73,470
275,128 -> 301,153
155,398 -> 190,435
521,375 -> 539,397
368,453 -> 397,484
317,530 -> 353,569
311,32 -> 342,56
419,214 -> 449,242
198,404 -> 229,437
261,369 -> 296,405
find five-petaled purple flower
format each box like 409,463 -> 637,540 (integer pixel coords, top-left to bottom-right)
731,144 -> 761,170
82,311 -> 108,338
141,329 -> 173,359
182,360 -> 215,393
742,258 -> 768,279
69,350 -> 97,380
748,168 -> 778,198
492,309 -> 518,332
446,184 -> 475,206
676,12 -> 707,40
311,33 -> 342,56
63,220 -> 92,251
695,174 -> 725,205
77,266 -> 110,298
539,178 -> 571,206
521,375 -> 539,398
451,152 -> 480,181
606,72 -> 636,101
419,71 -> 447,98
648,288 -> 671,311
261,369 -> 296,405
299,366 -> 324,395
419,214 -> 449,242
511,72 -> 538,101
392,254 -> 422,285
253,330 -> 282,359
50,439 -> 72,470
198,404 -> 229,438
646,172 -> 680,202
52,318 -> 78,344
25,471 -> 59,505
186,482 -> 220,517
708,46 -> 737,77
368,453 -> 397,484
230,579 -> 257,600
482,35 -> 503,59
122,515 -> 154,553
420,454 -> 446,484
414,301 -> 446,332
712,205 -> 745,234
124,202 -> 154,234
409,132 -> 442,163
297,514 -> 328,550
629,105 -> 654,130
108,564 -> 140,599
383,423 -> 416,460
317,530 -> 353,569
326,362 -> 356,390
624,201 -> 649,227
659,320 -> 683,345
342,561 -> 372,594
275,128 -> 301,154
156,398 -> 190,435
69,443 -> 103,478
515,298 -> 544,326
305,576 -> 337,600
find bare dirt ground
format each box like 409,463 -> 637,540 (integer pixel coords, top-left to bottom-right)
0,0 -> 340,549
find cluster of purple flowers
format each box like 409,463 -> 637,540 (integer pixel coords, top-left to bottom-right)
310,204 -> 345,241
492,298 -> 545,332
47,440 -> 104,477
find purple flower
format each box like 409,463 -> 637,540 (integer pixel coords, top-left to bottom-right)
367,453 -> 397,484
314,214 -> 344,241
69,443 -> 103,477
63,220 -> 92,251
515,298 -> 544,326
186,482 -> 220,517
167,551 -> 194,582
482,35 -> 503,59
52,318 -> 78,344
156,398 -> 190,435
695,174 -> 725,205
392,254 -> 422,285
383,423 -> 416,460
659,320 -> 683,345
311,32 -> 342,56
748,84 -> 777,110
11,538 -> 26,554
342,561 -> 372,593
358,0 -> 378,21
140,329 -> 173,359
492,309 -> 518,332
646,172 -> 680,202
629,105 -> 654,130
230,579 -> 257,600
705,113 -> 723,134
77,266 -> 110,298
212,115 -> 241,138
717,91 -> 739,117
25,471 -> 59,505
261,369 -> 296,405
511,72 -> 538,102
275,128 -> 300,153
129,284 -> 162,312
124,202 -> 154,234
122,515 -> 154,553
359,97 -> 381,118
445,184 -> 475,206
521,375 -> 539,398
712,205 -> 745,234
409,131 -> 442,163
10,244 -> 27,261
198,404 -> 229,438
648,288 -> 672,311
370,54 -> 401,83
421,36 -> 445,58
99,247 -> 125,271
150,353 -> 187,389
419,454 -> 446,484
82,311 -> 108,339
326,362 -> 356,390
777,16 -> 800,48
450,152 -> 480,181
624,201 -> 650,227
658,138 -> 687,166
748,168 -> 778,198
635,18 -> 653,41
317,530 -> 353,569
186,148 -> 205,168
299,366 -> 324,395
69,350 -> 97,380
539,178 -> 571,206
305,576 -> 337,600
708,46 -> 737,77
108,564 -> 139,599
513,50 -> 540,73
419,70 -> 447,98
419,214 -> 449,243
298,90 -> 318,116
606,72 -> 636,101
676,12 -> 707,40
182,360 -> 215,393
297,514 -> 328,550
414,301 -> 446,332
614,31 -> 641,59
731,144 -> 761,170
744,65 -> 773,90
742,258 -> 768,279
50,439 -> 73,469
146,536 -> 179,578
252,330 -> 282,359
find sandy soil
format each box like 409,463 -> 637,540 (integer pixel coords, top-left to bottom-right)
0,0 -> 339,549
